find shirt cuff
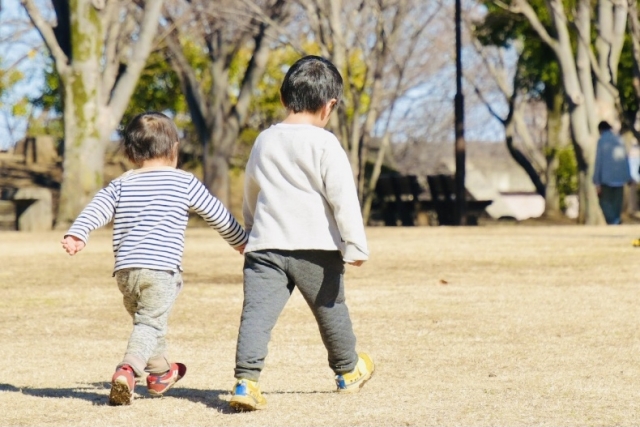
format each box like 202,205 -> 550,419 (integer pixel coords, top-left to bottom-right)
64,231 -> 88,245
343,242 -> 369,263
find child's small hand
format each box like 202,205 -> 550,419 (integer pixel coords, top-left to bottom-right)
236,243 -> 247,255
347,260 -> 365,267
61,235 -> 85,256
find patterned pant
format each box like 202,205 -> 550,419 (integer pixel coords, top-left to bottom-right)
115,268 -> 183,376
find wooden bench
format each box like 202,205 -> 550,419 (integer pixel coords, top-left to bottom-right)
425,174 -> 492,225
374,174 -> 422,226
374,173 -> 492,226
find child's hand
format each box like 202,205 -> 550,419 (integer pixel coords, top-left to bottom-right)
347,260 -> 365,267
235,243 -> 247,255
61,235 -> 85,256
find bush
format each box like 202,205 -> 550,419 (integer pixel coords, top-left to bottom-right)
556,146 -> 578,211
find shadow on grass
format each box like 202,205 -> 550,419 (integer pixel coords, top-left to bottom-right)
267,390 -> 334,395
0,382 -> 235,411
0,382 -> 107,405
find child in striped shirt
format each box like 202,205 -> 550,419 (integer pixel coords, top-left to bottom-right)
61,112 -> 247,406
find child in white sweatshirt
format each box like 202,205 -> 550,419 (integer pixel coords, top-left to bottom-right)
229,55 -> 375,411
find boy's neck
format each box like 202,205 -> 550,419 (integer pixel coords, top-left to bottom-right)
281,111 -> 327,128
139,158 -> 177,169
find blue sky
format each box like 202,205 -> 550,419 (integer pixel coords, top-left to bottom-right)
0,0 -> 46,150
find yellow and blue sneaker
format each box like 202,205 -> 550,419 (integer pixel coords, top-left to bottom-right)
229,379 -> 267,411
335,352 -> 375,393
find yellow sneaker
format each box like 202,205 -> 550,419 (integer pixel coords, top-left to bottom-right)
229,379 -> 267,411
335,352 -> 375,393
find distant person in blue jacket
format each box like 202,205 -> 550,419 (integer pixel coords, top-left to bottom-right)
593,120 -> 632,224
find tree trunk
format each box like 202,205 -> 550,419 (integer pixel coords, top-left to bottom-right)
506,112 -> 546,197
595,0 -> 627,122
570,114 -> 603,224
203,123 -> 236,206
543,90 -> 565,216
572,132 -> 604,224
55,2 -> 104,228
554,0 -> 602,224
362,133 -> 390,224
57,110 -> 105,228
24,0 -> 163,228
204,150 -> 231,208
577,162 -> 604,224
545,153 -> 561,214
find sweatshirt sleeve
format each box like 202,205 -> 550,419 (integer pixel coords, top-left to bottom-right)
187,176 -> 248,248
242,150 -> 260,236
65,181 -> 119,243
321,140 -> 369,262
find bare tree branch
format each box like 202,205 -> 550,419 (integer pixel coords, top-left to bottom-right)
165,32 -> 209,135
101,0 -> 124,99
510,0 -> 560,54
574,0 -> 598,133
108,0 -> 164,129
237,0 -> 306,53
472,83 -> 507,124
469,36 -> 513,100
233,0 -> 287,129
20,0 -> 69,76
627,0 -> 640,101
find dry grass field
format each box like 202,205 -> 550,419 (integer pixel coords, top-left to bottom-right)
1,225 -> 640,426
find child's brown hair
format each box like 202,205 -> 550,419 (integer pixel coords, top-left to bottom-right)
123,112 -> 179,165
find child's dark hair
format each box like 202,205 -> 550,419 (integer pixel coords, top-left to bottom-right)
280,55 -> 343,113
598,120 -> 612,133
123,112 -> 179,165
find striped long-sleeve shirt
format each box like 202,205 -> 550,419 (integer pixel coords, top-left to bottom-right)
66,167 -> 247,273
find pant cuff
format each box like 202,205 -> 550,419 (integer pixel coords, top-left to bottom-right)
120,354 -> 147,378
146,355 -> 171,375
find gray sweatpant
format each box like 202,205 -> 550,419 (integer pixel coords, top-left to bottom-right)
115,268 -> 183,377
234,250 -> 358,381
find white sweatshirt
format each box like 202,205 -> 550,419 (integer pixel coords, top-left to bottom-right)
243,123 -> 369,262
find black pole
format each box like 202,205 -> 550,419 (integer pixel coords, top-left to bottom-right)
454,0 -> 466,225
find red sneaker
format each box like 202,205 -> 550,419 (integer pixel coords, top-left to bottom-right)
109,365 -> 135,406
146,363 -> 187,397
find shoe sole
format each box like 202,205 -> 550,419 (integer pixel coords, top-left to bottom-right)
336,366 -> 375,394
109,379 -> 133,406
229,396 -> 267,411
147,363 -> 186,397
148,385 -> 175,397
147,376 -> 181,397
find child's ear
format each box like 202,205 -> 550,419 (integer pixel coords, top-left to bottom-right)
169,141 -> 180,167
321,99 -> 337,120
